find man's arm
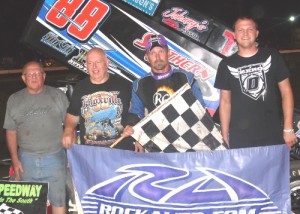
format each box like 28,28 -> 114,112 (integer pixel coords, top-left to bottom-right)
278,78 -> 297,149
62,113 -> 79,149
6,130 -> 23,181
219,90 -> 231,145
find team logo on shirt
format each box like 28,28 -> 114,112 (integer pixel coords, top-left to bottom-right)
81,91 -> 123,145
153,86 -> 175,107
228,56 -> 271,100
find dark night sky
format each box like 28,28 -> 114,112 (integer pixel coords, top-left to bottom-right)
0,0 -> 39,58
0,0 -> 299,60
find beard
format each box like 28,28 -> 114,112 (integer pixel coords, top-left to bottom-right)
152,60 -> 168,71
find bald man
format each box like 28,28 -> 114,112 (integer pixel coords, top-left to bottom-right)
62,48 -> 133,150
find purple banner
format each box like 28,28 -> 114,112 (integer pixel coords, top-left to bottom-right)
67,144 -> 291,213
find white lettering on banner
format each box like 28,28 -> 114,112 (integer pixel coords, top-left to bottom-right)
99,203 -> 257,214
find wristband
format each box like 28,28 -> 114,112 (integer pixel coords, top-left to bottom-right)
283,129 -> 294,133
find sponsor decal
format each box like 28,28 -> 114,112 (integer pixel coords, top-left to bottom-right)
220,30 -> 237,57
122,0 -> 161,16
68,48 -> 88,73
162,7 -> 208,41
45,0 -> 111,42
0,181 -> 48,213
41,31 -> 76,56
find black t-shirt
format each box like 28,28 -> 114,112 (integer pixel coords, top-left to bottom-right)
136,72 -> 193,113
68,74 -> 132,147
127,70 -> 203,125
214,48 -> 290,148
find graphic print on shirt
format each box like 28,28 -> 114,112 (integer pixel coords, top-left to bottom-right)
81,91 -> 123,146
153,86 -> 175,107
228,56 -> 271,100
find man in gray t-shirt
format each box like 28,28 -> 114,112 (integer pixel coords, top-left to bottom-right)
3,61 -> 69,214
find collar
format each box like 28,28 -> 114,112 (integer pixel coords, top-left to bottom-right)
151,68 -> 174,80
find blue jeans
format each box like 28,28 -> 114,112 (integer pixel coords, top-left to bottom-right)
19,149 -> 66,207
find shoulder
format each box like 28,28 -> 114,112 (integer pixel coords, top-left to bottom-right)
109,74 -> 129,84
173,69 -> 195,83
44,86 -> 68,105
8,88 -> 27,100
259,47 -> 277,53
134,73 -> 151,84
44,85 -> 60,92
174,69 -> 193,77
73,76 -> 90,90
131,74 -> 151,91
220,53 -> 239,64
109,74 -> 132,89
45,85 -> 66,96
257,48 -> 284,65
77,76 -> 90,85
258,47 -> 280,57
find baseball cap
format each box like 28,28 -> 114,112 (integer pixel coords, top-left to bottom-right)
145,34 -> 168,52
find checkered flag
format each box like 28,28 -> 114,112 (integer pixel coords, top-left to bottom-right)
132,83 -> 227,152
0,203 -> 23,214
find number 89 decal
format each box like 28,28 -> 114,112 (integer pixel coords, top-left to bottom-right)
45,0 -> 110,41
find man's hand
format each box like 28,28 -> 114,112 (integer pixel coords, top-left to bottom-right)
62,113 -> 79,149
134,142 -> 145,152
62,130 -> 76,149
284,131 -> 298,150
122,126 -> 145,152
122,125 -> 134,137
12,159 -> 24,181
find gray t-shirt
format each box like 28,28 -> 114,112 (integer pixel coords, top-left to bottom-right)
3,85 -> 69,154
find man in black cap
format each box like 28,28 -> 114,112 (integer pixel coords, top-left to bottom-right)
122,34 -> 206,152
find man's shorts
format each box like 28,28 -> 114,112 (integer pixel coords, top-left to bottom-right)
19,149 -> 66,207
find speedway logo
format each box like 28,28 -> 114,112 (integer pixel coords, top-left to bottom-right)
81,164 -> 280,213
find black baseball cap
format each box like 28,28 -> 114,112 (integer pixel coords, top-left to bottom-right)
145,34 -> 168,52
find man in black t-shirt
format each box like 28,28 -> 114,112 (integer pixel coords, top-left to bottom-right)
214,16 -> 297,149
62,47 -> 133,150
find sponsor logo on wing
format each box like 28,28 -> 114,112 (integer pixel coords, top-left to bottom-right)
41,31 -> 76,56
162,7 -> 209,32
80,165 -> 279,213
